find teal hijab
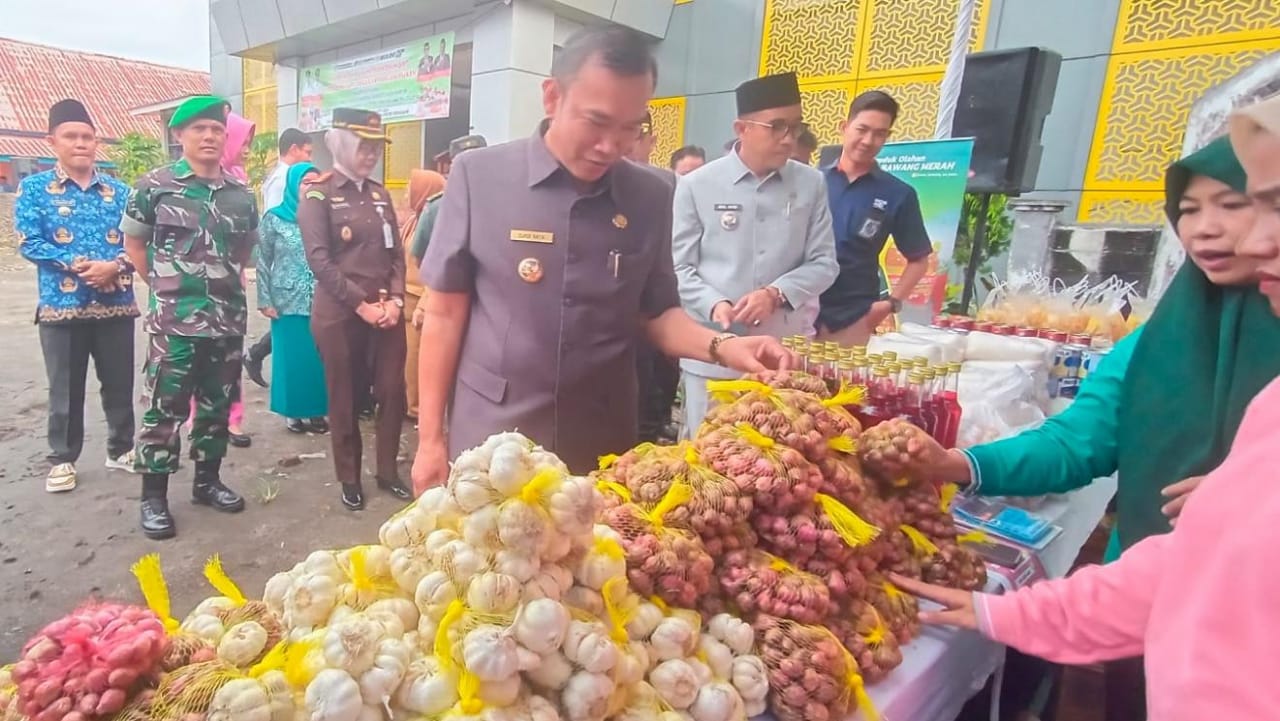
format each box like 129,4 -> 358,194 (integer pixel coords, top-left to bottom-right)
267,161 -> 317,224
1116,137 -> 1280,550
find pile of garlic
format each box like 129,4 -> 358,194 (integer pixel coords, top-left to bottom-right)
153,432 -> 773,721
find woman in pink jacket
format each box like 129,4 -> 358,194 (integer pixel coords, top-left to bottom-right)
895,93 -> 1280,721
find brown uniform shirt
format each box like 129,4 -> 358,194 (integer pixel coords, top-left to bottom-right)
298,172 -> 405,319
422,127 -> 681,473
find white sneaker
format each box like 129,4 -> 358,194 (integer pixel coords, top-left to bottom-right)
105,449 -> 140,473
46,463 -> 77,493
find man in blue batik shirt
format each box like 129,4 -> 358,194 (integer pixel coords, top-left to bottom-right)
16,99 -> 140,493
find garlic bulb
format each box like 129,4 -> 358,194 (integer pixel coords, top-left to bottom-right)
181,613 -> 226,645
285,573 -> 340,629
323,615 -> 386,676
524,650 -> 574,691
365,598 -> 418,636
262,572 -> 294,616
488,442 -> 537,496
563,586 -> 605,618
697,637 -> 733,681
650,615 -> 697,662
395,655 -> 459,715
260,671 -> 294,721
650,659 -> 699,710
218,621 -> 269,667
625,603 -> 665,641
390,545 -> 433,595
379,505 -> 434,548
495,549 -> 541,583
707,614 -> 754,656
547,475 -> 597,537
208,678 -> 271,721
463,624 -> 521,682
513,598 -> 570,656
729,656 -> 768,704
463,504 -> 504,551
562,621 -> 618,674
415,570 -> 459,621
357,637 -> 410,704
478,674 -> 523,707
562,671 -> 615,721
305,669 -> 363,721
467,572 -> 523,615
688,682 -> 745,721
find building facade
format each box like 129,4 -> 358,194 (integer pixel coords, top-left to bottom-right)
0,37 -> 209,187
210,0 -> 1280,220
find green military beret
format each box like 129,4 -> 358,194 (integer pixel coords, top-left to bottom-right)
169,95 -> 230,129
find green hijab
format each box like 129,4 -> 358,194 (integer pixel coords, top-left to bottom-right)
267,161 -> 317,224
1116,136 -> 1280,550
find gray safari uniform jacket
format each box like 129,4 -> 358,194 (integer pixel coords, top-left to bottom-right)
421,127 -> 681,473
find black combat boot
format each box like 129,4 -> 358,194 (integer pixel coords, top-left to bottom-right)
192,459 -> 245,513
140,473 -> 176,540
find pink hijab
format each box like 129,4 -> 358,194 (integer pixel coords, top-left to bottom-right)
221,112 -> 255,183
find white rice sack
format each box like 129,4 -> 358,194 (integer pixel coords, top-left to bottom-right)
867,333 -> 943,365
896,322 -> 967,364
962,331 -> 1054,364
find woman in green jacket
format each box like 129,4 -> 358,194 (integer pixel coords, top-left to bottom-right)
896,136 -> 1280,720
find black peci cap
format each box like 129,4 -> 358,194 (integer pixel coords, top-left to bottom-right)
736,72 -> 802,116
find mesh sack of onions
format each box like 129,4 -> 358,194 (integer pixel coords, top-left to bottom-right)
753,493 -> 881,570
694,423 -> 822,515
827,601 -> 903,683
863,574 -> 920,644
888,482 -> 959,542
717,550 -> 832,624
600,486 -> 715,609
815,452 -> 870,508
753,615 -> 877,721
795,553 -> 868,607
701,381 -> 863,467
858,417 -> 933,485
595,442 -> 755,556
742,370 -> 833,398
10,603 -> 170,721
920,540 -> 989,592
844,494 -> 906,577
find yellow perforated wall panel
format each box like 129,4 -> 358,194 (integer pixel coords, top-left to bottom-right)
648,97 -> 687,168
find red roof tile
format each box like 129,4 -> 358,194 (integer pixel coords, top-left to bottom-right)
0,36 -> 210,154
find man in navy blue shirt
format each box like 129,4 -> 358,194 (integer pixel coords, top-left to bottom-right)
817,91 -> 933,345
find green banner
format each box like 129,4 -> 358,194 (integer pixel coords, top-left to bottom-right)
298,32 -> 455,132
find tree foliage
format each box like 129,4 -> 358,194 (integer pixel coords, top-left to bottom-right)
108,132 -> 165,186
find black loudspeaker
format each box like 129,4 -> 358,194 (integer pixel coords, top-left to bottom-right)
950,47 -> 1062,195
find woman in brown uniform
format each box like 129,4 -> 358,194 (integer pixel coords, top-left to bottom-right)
298,108 -> 411,510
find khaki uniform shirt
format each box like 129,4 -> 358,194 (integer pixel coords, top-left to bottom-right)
422,127 -> 681,473
297,172 -> 405,320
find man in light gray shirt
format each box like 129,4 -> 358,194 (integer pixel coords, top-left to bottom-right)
672,71 -> 838,435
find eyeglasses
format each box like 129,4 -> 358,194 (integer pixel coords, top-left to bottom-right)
742,119 -> 809,140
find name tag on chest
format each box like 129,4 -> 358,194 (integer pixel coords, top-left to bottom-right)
510,229 -> 554,244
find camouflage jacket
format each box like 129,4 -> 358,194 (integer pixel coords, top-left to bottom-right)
120,158 -> 258,337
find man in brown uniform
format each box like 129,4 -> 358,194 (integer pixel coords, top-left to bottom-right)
412,26 -> 794,490
299,108 -> 411,510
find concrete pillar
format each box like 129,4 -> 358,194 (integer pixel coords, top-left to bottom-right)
1005,199 -> 1067,281
470,0 -> 555,144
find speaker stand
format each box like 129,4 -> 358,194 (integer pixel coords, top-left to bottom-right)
960,191 -> 992,313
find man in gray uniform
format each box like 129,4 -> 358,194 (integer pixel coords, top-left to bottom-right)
412,26 -> 794,489
672,71 -> 839,435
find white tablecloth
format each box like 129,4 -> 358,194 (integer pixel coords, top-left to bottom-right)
851,475 -> 1119,721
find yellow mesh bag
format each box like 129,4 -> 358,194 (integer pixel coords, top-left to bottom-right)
718,550 -> 831,624
600,483 -> 715,609
150,660 -> 245,721
755,616 -> 857,721
131,554 -> 217,671
701,380 -> 863,465
694,422 -> 822,515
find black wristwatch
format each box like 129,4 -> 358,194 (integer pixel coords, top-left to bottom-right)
886,296 -> 904,313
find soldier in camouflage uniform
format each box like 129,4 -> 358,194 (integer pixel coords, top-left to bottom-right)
120,95 -> 257,540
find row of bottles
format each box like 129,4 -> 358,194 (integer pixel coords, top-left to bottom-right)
781,338 -> 963,448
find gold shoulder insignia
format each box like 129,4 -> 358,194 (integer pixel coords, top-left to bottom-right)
305,190 -> 326,200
